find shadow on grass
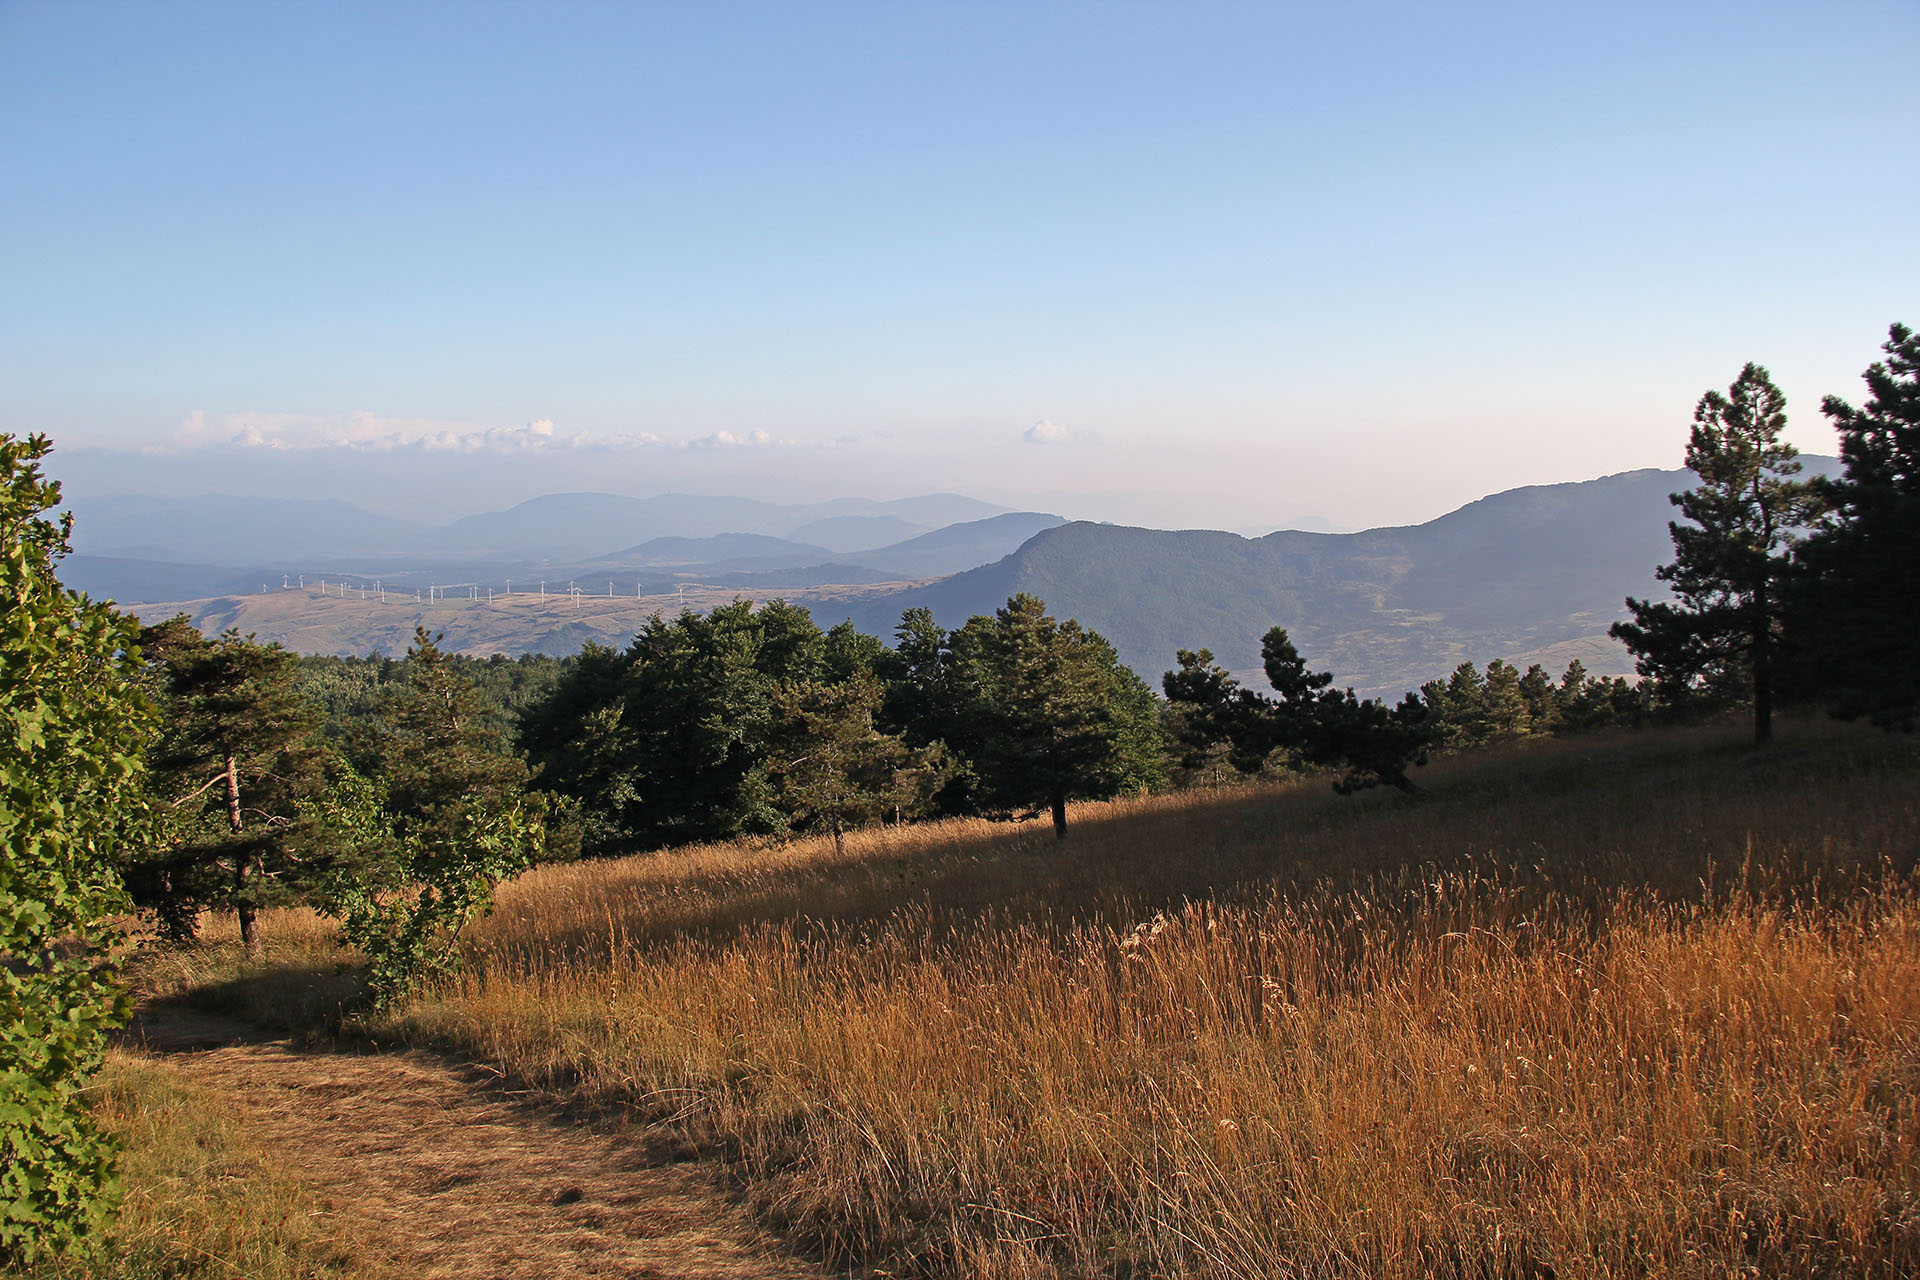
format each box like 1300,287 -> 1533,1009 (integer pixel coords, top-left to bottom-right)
473,715 -> 1920,977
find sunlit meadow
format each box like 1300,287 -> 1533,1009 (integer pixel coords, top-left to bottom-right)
175,719 -> 1920,1277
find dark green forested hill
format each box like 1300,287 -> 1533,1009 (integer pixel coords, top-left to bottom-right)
835,462 -> 1841,698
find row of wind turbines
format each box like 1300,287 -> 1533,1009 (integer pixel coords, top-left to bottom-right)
280,574 -> 707,608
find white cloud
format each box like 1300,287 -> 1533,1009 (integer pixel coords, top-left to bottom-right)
1025,419 -> 1071,445
688,428 -> 781,450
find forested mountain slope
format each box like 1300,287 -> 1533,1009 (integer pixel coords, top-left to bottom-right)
837,462 -> 1840,697
850,512 -> 1068,578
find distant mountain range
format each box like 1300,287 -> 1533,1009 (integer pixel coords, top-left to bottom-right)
79,462 -> 1842,700
63,490 -> 1013,566
61,490 -> 1064,602
832,460 -> 1843,697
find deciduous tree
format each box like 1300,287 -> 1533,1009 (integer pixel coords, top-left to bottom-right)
520,600 -> 830,852
321,629 -> 545,1006
1,434 -> 154,1261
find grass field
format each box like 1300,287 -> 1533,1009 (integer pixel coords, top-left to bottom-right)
159,716 -> 1920,1278
22,1049 -> 394,1280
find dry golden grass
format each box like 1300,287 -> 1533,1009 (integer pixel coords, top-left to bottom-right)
101,1004 -> 827,1280
127,905 -> 356,1034
23,1047 -> 396,1280
209,718 -> 1920,1276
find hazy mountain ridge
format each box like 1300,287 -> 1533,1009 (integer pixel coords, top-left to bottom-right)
65,498 -> 1061,604
833,461 -> 1843,697
64,489 -> 1011,567
788,515 -> 931,552
848,512 -> 1070,578
598,533 -> 839,571
84,462 -> 1841,699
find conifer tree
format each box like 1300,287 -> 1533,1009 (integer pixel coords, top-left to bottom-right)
770,672 -> 949,854
380,627 -> 534,850
136,620 -> 325,954
1165,628 -> 1430,792
1611,362 -> 1825,744
946,595 -> 1156,838
1422,662 -> 1491,748
1518,663 -> 1559,732
1481,660 -> 1532,740
1794,323 -> 1920,729
880,607 -> 955,746
1163,648 -> 1284,776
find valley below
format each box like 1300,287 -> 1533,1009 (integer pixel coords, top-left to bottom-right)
124,577 -> 933,662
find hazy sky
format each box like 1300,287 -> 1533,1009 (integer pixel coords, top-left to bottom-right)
3,1 -> 1915,530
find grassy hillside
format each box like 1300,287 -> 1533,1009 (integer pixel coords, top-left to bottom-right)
188,715 -> 1920,1279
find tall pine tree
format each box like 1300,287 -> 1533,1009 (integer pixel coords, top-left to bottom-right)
136,620 -> 326,954
946,594 -> 1160,838
1793,323 -> 1920,729
1611,362 -> 1825,744
769,672 -> 949,854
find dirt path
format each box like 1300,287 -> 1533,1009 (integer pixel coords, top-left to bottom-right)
126,1005 -> 832,1280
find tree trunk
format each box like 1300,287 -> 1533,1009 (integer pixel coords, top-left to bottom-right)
1752,591 -> 1774,746
831,818 -> 845,858
224,752 -> 261,960
1051,793 -> 1068,840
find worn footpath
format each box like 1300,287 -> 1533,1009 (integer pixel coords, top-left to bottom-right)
127,1005 -> 831,1280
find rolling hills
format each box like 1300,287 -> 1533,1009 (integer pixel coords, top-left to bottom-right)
64,489 -> 1011,566
833,461 -> 1841,696
93,461 -> 1841,698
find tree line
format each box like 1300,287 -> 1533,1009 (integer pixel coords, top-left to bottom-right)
1611,322 -> 1919,742
114,583 -> 1648,970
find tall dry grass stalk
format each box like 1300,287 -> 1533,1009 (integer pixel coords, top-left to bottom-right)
376,720 -> 1917,1275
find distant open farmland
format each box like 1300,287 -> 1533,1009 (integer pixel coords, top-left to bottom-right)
123,578 -> 929,658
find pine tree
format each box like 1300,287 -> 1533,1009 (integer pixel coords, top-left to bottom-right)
1165,628 -> 1431,792
1518,663 -> 1558,733
770,672 -> 949,854
1794,323 -> 1920,729
946,595 -> 1152,838
1481,660 -> 1532,740
1611,362 -> 1826,744
880,607 -> 955,747
380,627 -> 533,851
136,620 -> 326,955
1425,662 -> 1491,748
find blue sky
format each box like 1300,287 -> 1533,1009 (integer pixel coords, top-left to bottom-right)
2,1 -> 1915,529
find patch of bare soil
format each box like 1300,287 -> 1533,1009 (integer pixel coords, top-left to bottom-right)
125,1004 -> 832,1280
